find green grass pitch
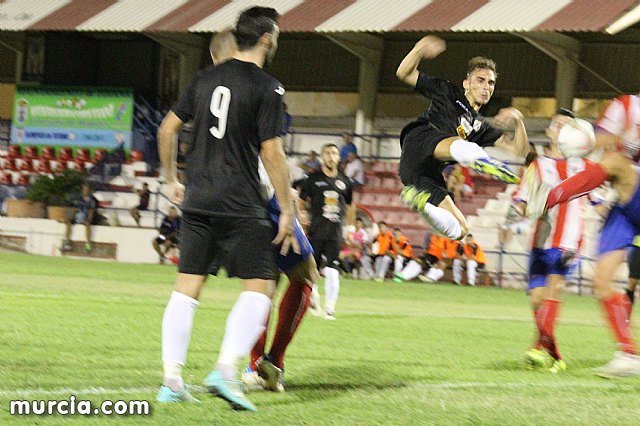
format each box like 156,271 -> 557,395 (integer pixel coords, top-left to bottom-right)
1,251 -> 640,424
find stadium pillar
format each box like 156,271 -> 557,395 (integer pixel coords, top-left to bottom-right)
325,34 -> 383,138
144,33 -> 206,95
0,32 -> 25,83
519,32 -> 580,110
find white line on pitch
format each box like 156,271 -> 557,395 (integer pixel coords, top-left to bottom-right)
1,381 -> 636,398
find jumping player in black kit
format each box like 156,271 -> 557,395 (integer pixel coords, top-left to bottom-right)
155,7 -> 297,412
299,143 -> 354,319
396,36 -> 529,240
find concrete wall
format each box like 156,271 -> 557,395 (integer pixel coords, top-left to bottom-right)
0,217 -> 159,263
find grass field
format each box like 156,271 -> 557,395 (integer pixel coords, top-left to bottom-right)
1,251 -> 640,425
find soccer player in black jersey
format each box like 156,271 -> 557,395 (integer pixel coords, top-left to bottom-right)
155,7 -> 298,411
396,35 -> 529,240
208,27 -> 320,394
299,143 -> 354,319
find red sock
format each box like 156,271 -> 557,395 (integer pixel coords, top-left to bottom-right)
269,281 -> 312,369
602,293 -> 636,354
249,312 -> 270,371
546,162 -> 608,209
535,299 -> 562,359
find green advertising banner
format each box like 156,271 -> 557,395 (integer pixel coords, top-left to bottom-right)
11,86 -> 133,149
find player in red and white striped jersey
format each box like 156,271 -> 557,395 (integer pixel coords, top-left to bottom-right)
526,95 -> 640,377
514,109 -> 587,372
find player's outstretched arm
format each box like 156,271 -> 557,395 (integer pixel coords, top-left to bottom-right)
396,35 -> 446,88
260,137 -> 300,255
158,111 -> 185,204
493,107 -> 529,158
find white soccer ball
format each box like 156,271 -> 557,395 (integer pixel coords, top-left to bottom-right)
557,118 -> 596,158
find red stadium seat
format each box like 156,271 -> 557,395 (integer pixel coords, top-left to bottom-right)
8,145 -> 21,158
76,148 -> 90,162
1,158 -> 16,171
17,173 -> 29,185
130,150 -> 143,162
94,149 -> 107,162
24,146 -> 38,159
52,161 -> 65,173
41,146 -> 56,160
19,160 -> 33,172
68,161 -> 83,172
59,147 -> 73,161
37,159 -> 52,173
1,171 -> 12,184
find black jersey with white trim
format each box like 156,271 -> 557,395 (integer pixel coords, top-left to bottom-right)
172,59 -> 284,218
400,72 -> 502,147
299,171 -> 353,241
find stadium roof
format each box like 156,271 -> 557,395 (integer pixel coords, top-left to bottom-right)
1,0 -> 639,34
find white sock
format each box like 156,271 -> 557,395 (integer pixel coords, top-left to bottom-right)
379,255 -> 392,279
374,256 -> 383,277
449,139 -> 490,166
402,260 -> 423,280
422,203 -> 462,240
467,259 -> 478,285
394,256 -> 404,273
162,291 -> 199,391
426,267 -> 445,282
323,267 -> 340,312
453,259 -> 463,284
360,255 -> 374,278
216,291 -> 271,380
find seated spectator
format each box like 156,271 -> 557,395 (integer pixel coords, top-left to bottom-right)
299,150 -> 321,175
130,182 -> 151,227
391,227 -> 413,275
360,221 -> 394,282
339,132 -> 357,170
418,234 -> 449,283
344,151 -> 365,187
452,234 -> 487,286
340,217 -> 369,278
152,206 -> 181,264
62,183 -> 105,252
446,164 -> 466,201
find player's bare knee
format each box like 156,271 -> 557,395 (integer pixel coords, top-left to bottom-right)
433,137 -> 457,162
244,279 -> 276,298
175,273 -> 207,300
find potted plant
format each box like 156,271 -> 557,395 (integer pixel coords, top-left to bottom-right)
26,170 -> 85,221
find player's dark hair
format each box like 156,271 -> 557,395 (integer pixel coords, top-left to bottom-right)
466,56 -> 497,79
556,108 -> 575,119
234,6 -> 279,51
322,143 -> 339,153
466,234 -> 473,238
